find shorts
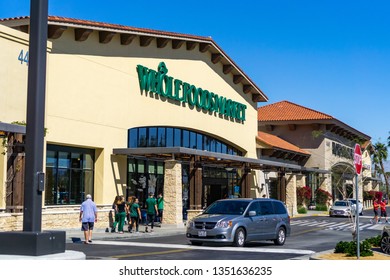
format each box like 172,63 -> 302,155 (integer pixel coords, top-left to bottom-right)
374,209 -> 379,216
81,222 -> 94,231
158,209 -> 163,218
381,210 -> 387,217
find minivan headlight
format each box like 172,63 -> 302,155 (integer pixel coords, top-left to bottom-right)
216,221 -> 233,228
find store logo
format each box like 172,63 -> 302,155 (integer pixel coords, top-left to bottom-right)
136,62 -> 247,122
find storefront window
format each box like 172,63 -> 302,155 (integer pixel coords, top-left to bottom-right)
183,130 -> 190,148
166,128 -> 174,147
128,126 -> 243,156
149,127 -> 157,147
45,145 -> 95,205
158,127 -> 166,147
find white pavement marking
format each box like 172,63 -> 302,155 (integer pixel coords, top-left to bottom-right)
292,219 -> 382,232
91,240 -> 315,255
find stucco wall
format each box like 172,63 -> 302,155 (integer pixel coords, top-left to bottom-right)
0,25 -> 260,210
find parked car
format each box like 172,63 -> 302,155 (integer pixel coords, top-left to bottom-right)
380,225 -> 390,254
346,198 -> 363,216
329,200 -> 353,217
186,198 -> 291,247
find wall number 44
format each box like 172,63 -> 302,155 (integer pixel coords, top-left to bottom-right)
18,49 -> 29,65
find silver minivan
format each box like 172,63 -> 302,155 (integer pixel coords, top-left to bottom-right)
186,198 -> 291,247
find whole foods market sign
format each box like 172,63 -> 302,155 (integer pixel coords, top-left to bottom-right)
136,62 -> 247,122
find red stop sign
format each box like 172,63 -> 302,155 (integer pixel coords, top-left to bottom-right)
354,144 -> 362,175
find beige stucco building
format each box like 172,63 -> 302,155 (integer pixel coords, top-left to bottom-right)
0,16 -> 276,231
257,101 -> 375,214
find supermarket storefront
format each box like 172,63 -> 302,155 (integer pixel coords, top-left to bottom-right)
0,17 -> 267,228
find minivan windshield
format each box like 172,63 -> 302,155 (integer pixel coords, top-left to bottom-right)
203,200 -> 250,215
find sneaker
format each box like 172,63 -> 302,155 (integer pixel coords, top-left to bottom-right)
111,228 -> 115,233
145,227 -> 148,233
370,219 -> 373,224
88,240 -> 92,243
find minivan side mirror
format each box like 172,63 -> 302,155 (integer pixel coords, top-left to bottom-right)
248,211 -> 256,217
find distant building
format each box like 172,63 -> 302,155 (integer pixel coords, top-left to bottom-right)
257,101 -> 375,214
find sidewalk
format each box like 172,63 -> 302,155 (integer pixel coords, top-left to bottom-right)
66,223 -> 187,243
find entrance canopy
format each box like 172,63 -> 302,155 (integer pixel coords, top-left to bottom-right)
0,122 -> 26,135
113,147 -> 329,174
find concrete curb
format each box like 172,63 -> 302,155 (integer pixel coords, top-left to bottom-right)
0,250 -> 86,260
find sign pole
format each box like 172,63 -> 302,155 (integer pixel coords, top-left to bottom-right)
353,143 -> 362,260
355,173 -> 360,259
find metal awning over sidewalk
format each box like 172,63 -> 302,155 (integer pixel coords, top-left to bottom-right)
0,122 -> 26,134
113,147 -> 329,174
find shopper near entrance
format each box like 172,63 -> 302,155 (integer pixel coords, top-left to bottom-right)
129,197 -> 142,233
378,198 -> 389,224
157,193 -> 164,224
112,196 -> 127,234
111,195 -> 120,232
79,194 -> 98,244
126,196 -> 134,231
145,192 -> 158,233
371,198 -> 380,224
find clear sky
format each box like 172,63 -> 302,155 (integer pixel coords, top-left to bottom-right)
0,0 -> 389,164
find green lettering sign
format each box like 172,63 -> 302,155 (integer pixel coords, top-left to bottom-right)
136,62 -> 247,121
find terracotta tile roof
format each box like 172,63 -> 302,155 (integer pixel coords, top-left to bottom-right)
258,100 -> 333,121
257,131 -> 310,155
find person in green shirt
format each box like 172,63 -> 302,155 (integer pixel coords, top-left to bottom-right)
145,192 -> 158,233
157,193 -> 164,224
129,197 -> 141,233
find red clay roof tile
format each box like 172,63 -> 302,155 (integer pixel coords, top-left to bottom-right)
258,100 -> 333,121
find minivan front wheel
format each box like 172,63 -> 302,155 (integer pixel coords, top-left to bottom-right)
273,227 -> 286,246
233,228 -> 246,247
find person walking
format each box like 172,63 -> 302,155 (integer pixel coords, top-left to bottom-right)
378,198 -> 389,224
112,196 -> 127,234
145,192 -> 158,233
129,197 -> 141,233
157,192 -> 164,224
371,198 -> 380,224
126,196 -> 134,231
79,194 -> 98,244
111,195 -> 120,232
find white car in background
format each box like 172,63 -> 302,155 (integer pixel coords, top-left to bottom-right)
347,198 -> 363,216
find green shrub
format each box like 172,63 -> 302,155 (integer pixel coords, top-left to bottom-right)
314,204 -> 328,211
297,206 -> 307,214
345,240 -> 373,257
334,241 -> 350,253
334,239 -> 375,257
365,235 -> 381,247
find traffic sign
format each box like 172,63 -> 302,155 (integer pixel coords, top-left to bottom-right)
354,144 -> 362,175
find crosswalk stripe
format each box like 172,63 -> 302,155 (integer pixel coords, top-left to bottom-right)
292,220 -> 381,232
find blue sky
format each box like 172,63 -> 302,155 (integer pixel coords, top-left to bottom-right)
0,0 -> 389,163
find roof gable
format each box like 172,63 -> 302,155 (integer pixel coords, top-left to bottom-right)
258,100 -> 333,121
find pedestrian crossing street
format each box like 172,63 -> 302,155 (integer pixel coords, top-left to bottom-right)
291,218 -> 387,232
